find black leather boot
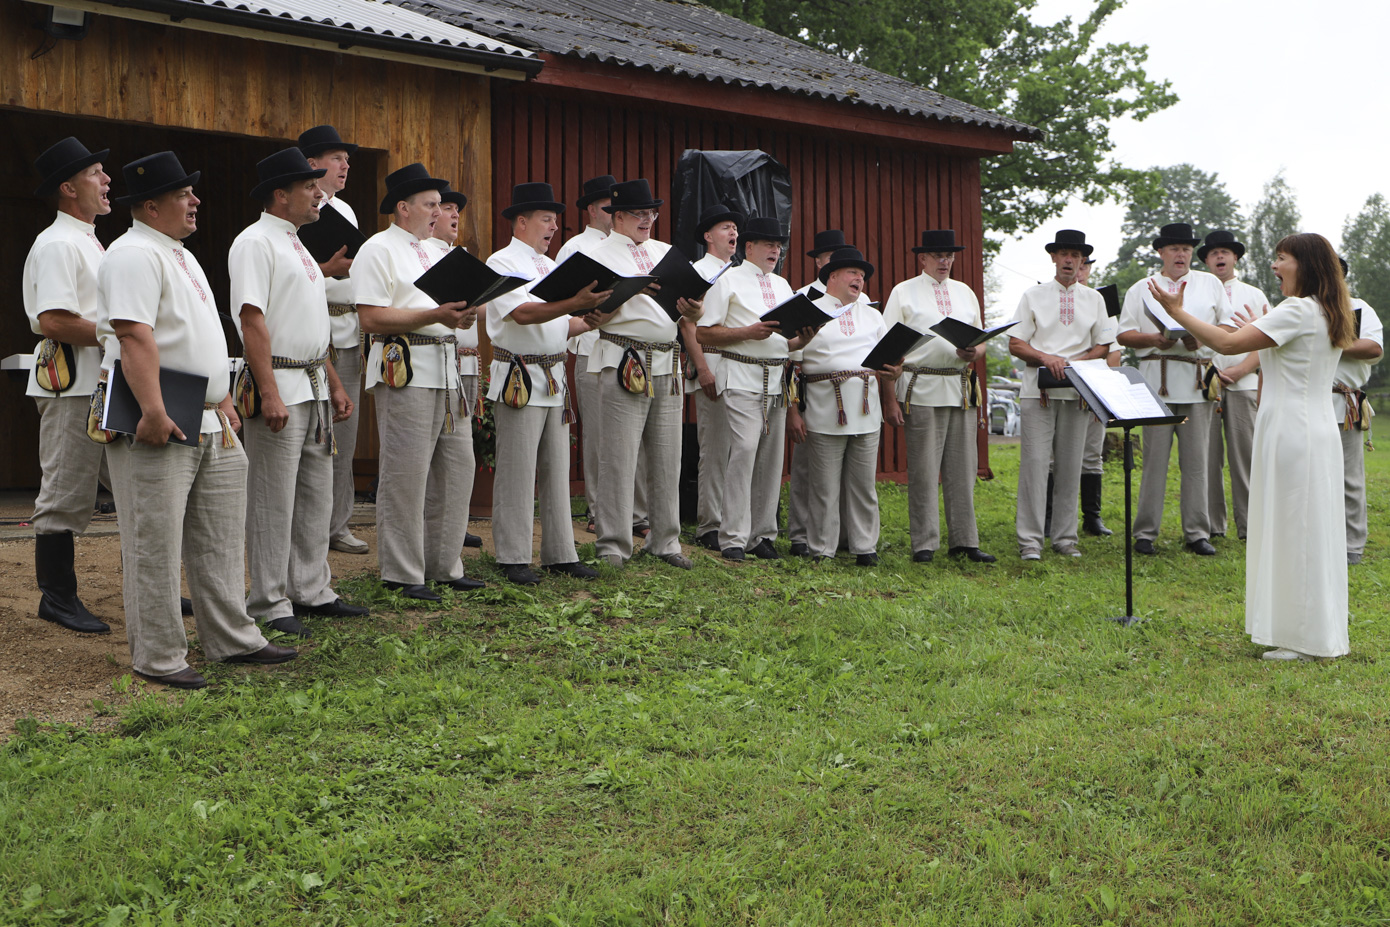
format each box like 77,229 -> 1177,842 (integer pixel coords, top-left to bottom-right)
1081,473 -> 1113,537
1043,472 -> 1054,539
35,532 -> 110,633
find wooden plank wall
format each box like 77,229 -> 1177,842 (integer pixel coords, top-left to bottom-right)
493,81 -> 989,487
0,0 -> 491,489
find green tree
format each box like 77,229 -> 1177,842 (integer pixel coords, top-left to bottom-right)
1111,163 -> 1244,271
1244,171 -> 1301,299
701,0 -> 1178,250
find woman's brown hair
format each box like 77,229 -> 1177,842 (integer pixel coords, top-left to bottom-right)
1274,232 -> 1355,348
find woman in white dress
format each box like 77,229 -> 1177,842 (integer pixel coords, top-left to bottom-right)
1148,232 -> 1355,660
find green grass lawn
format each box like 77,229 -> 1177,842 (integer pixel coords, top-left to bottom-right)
4,441 -> 1389,926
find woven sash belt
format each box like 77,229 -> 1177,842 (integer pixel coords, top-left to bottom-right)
201,403 -> 237,448
371,333 -> 462,434
902,364 -> 971,414
720,350 -> 788,434
598,331 -> 681,396
493,346 -> 574,423
803,369 -> 872,426
1144,353 -> 1205,397
271,352 -> 336,454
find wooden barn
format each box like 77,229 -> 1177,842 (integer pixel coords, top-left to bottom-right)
2,0 -> 1038,497
396,0 -> 1040,484
0,0 -> 535,490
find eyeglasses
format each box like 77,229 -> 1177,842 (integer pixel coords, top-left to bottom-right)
622,210 -> 659,221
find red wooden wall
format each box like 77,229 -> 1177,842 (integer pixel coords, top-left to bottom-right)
492,79 -> 992,488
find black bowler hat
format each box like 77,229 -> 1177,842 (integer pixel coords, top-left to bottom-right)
34,137 -> 110,197
1084,257 -> 1096,265
696,202 -> 743,236
378,162 -> 449,214
742,216 -> 788,243
912,229 -> 965,254
114,151 -> 200,207
818,247 -> 875,284
576,174 -> 617,209
297,125 -> 358,158
1198,229 -> 1246,263
1044,229 -> 1094,257
440,186 -> 468,210
602,179 -> 664,214
501,182 -> 565,219
1152,222 -> 1202,249
806,229 -> 847,257
250,147 -> 326,201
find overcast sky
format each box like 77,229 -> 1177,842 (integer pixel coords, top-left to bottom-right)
987,0 -> 1386,318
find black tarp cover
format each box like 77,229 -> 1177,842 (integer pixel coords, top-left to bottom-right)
671,149 -> 793,271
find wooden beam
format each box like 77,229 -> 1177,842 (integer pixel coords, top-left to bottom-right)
531,54 -> 1024,156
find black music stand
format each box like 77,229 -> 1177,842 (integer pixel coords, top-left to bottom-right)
1039,366 -> 1185,626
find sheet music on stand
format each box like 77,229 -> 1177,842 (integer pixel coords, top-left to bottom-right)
1066,360 -> 1172,422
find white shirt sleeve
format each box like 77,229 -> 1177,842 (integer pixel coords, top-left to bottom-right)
100,247 -> 164,328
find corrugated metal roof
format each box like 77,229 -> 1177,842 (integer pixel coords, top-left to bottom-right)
92,0 -> 540,67
391,0 -> 1039,138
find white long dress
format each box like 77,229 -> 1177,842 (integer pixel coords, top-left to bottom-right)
1245,296 -> 1348,656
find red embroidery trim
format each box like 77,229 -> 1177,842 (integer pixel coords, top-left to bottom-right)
288,233 -> 319,283
172,247 -> 208,304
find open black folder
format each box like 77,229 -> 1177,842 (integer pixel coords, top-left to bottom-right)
414,248 -> 529,309
102,360 -> 208,447
529,252 -> 655,315
648,251 -> 732,321
760,293 -> 837,334
1096,283 -> 1121,318
930,317 -> 1018,350
862,323 -> 930,371
295,203 -> 368,264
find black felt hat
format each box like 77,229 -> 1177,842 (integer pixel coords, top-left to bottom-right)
34,137 -> 110,197
1044,229 -> 1094,257
250,147 -> 326,201
114,151 -> 200,207
502,182 -> 565,219
440,186 -> 468,210
806,229 -> 847,257
818,247 -> 875,284
602,179 -> 663,214
378,163 -> 449,215
576,174 -> 618,209
912,229 -> 966,254
696,202 -> 743,236
297,125 -> 358,158
1152,222 -> 1201,249
742,216 -> 788,243
1197,229 -> 1246,263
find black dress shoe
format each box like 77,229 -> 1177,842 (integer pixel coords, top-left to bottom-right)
292,599 -> 369,618
464,533 -> 482,548
1210,531 -> 1226,538
545,562 -> 599,579
949,546 -> 997,563
266,615 -> 312,638
1186,538 -> 1217,556
500,564 -> 541,585
135,667 -> 207,689
180,597 -> 194,616
1083,516 -> 1114,537
696,530 -> 720,551
788,543 -> 811,558
722,547 -> 745,561
747,538 -> 782,560
382,581 -> 442,602
912,549 -> 934,563
1133,539 -> 1157,555
434,575 -> 486,591
855,552 -> 879,566
223,643 -> 298,665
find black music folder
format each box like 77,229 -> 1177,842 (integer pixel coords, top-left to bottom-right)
414,248 -> 528,309
649,251 -> 732,321
529,252 -> 655,315
1096,283 -> 1121,318
760,293 -> 837,334
102,360 -> 208,447
861,323 -> 930,371
295,204 -> 367,264
930,317 -> 1018,350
